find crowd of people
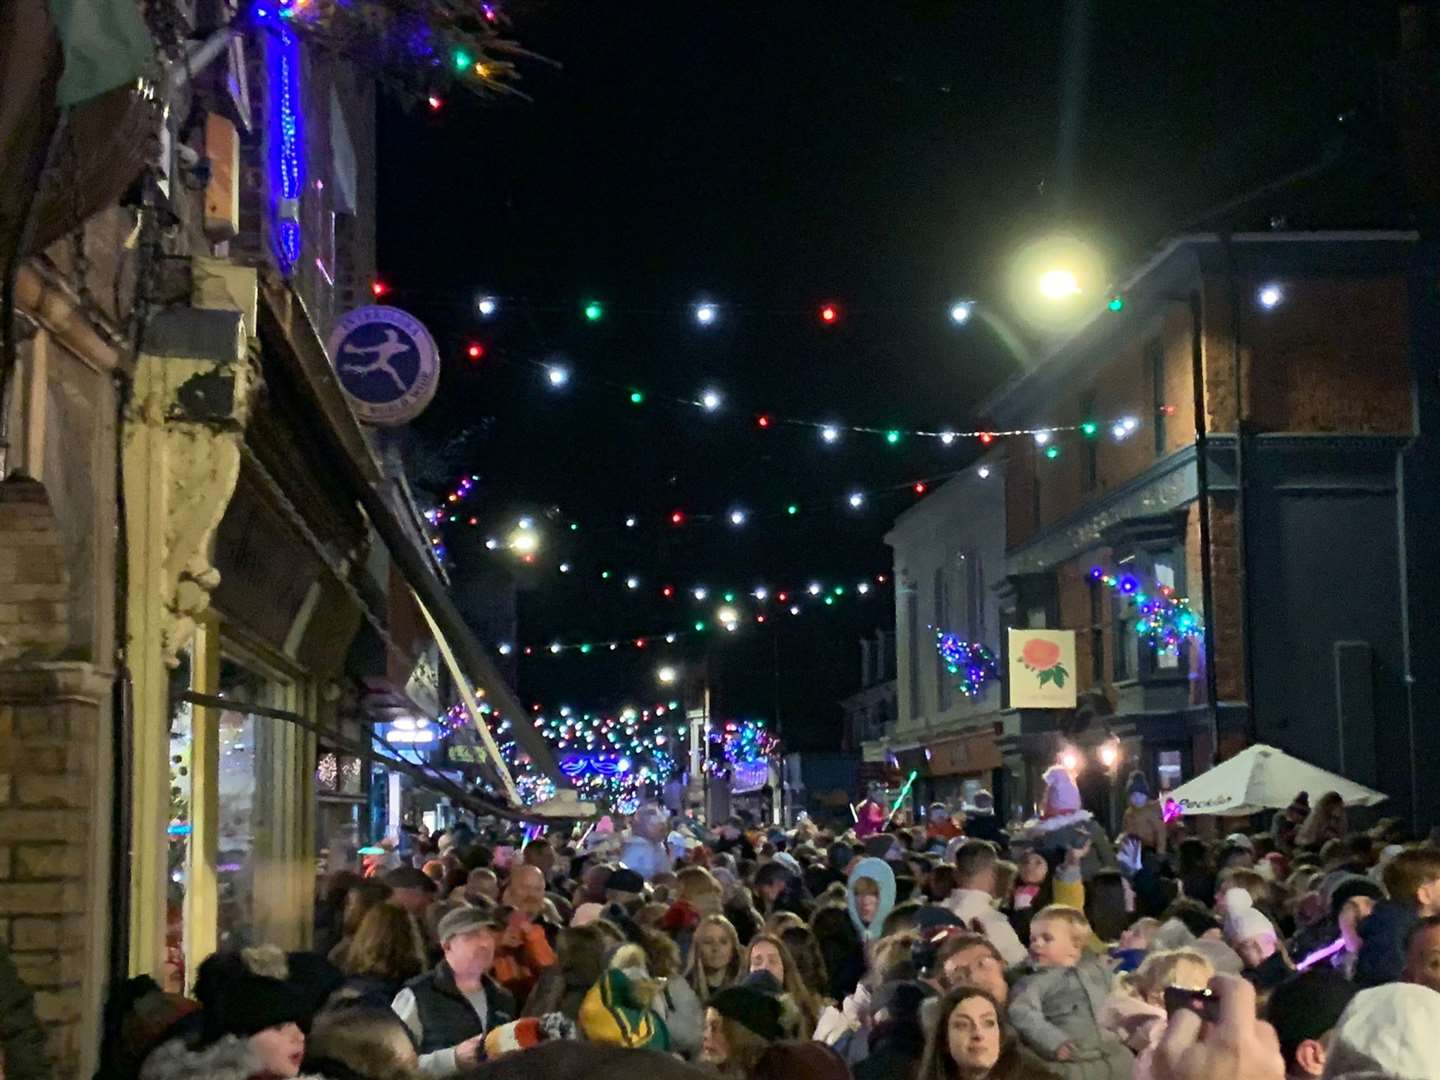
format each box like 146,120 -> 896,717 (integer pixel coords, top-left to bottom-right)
9,764 -> 1440,1080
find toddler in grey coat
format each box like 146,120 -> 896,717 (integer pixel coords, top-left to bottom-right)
1007,905 -> 1132,1080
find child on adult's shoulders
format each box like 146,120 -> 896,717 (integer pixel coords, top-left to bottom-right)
1006,905 -> 1133,1080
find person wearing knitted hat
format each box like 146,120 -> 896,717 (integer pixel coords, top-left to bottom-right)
1319,982 -> 1440,1080
1221,887 -> 1291,991
139,972 -> 315,1080
1015,763 -> 1105,877
702,973 -> 788,1076
1120,770 -> 1167,856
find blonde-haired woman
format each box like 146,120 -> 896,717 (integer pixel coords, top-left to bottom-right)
1295,791 -> 1347,851
686,914 -> 744,1003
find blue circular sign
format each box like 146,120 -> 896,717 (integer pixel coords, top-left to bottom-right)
326,305 -> 440,425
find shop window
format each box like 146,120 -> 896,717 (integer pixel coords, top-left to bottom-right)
1112,593 -> 1137,682
165,647 -> 195,994
317,750 -> 366,874
217,657 -> 299,950
1152,559 -> 1180,672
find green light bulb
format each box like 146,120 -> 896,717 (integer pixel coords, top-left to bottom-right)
885,430 -> 901,445
833,585 -> 845,595
1045,445 -> 1060,460
580,644 -> 592,654
601,570 -> 611,580
694,621 -> 706,632
1108,295 -> 1125,312
569,523 -> 579,531
824,596 -> 835,606
1081,421 -> 1098,437
629,390 -> 644,405
786,504 -> 799,515
453,50 -> 473,71
584,301 -> 604,322
723,592 -> 735,603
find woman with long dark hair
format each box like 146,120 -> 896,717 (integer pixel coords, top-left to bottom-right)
916,987 -> 1055,1080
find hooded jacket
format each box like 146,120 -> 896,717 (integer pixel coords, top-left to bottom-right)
139,1036 -> 327,1080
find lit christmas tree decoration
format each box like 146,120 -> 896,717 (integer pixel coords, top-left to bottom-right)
695,302 -> 718,325
848,492 -> 865,508
819,302 -> 839,324
670,510 -> 685,525
1034,430 -> 1052,446
821,426 -> 840,443
625,516 -> 637,528
693,586 -> 709,600
370,279 -> 389,298
935,634 -> 1000,697
466,342 -> 485,360
629,389 -> 645,405
728,508 -> 748,526
583,300 -> 604,321
886,430 -> 902,445
547,365 -> 570,387
700,388 -> 722,411
940,431 -> 956,445
753,586 -> 768,600
477,295 -> 498,317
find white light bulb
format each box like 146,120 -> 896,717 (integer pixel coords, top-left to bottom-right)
693,587 -> 708,601
858,583 -> 871,595
940,431 -> 956,445
1034,430 -> 1052,446
665,633 -> 677,644
700,389 -> 722,411
729,508 -> 747,526
808,582 -> 822,596
848,492 -> 865,508
821,426 -> 840,444
559,562 -> 571,573
498,643 -> 512,655
547,365 -> 569,387
625,576 -> 639,590
517,516 -> 533,530
485,538 -> 500,550
753,586 -> 768,600
1257,283 -> 1283,309
477,295 -> 498,317
695,303 -> 717,325
1038,268 -> 1081,299
789,605 -> 801,615
949,301 -> 973,324
549,642 -> 563,654
625,516 -> 637,528
977,465 -> 991,479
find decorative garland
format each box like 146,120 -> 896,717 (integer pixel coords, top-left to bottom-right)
934,634 -> 1000,697
1088,567 -> 1204,653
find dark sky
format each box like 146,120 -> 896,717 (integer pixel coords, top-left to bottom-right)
377,1 -> 1406,750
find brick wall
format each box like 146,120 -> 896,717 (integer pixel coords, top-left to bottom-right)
0,478 -> 109,1077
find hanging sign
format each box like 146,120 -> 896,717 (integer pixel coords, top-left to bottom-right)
326,305 -> 440,425
1007,628 -> 1077,709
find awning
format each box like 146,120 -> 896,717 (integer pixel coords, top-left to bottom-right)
255,272 -> 562,793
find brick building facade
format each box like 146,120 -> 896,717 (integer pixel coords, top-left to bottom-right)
982,231 -> 1421,824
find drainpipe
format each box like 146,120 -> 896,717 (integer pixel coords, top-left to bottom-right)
1189,288 -> 1221,764
1219,233 -> 1258,744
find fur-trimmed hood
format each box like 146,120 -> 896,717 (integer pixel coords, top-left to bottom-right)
139,1035 -> 328,1080
1016,808 -> 1093,838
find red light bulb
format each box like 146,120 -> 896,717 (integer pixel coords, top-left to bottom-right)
427,95 -> 443,111
979,431 -> 994,445
635,638 -> 646,648
466,342 -> 485,360
757,415 -> 771,428
819,303 -> 839,324
662,585 -> 674,598
370,279 -> 389,298
777,592 -> 788,603
670,511 -> 685,525
913,482 -> 927,494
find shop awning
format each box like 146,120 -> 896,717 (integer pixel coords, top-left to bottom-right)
255,273 -> 563,794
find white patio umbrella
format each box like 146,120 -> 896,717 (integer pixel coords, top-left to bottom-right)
1167,743 -> 1387,816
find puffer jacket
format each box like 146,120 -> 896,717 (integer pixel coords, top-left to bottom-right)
139,1035 -> 327,1080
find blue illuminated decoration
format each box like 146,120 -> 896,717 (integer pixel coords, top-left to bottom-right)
559,753 -> 630,779
263,13 -> 304,273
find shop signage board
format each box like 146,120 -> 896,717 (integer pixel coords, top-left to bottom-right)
326,305 -> 440,425
1007,628 -> 1077,709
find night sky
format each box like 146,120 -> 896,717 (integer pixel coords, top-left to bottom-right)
377,2 -> 1406,750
